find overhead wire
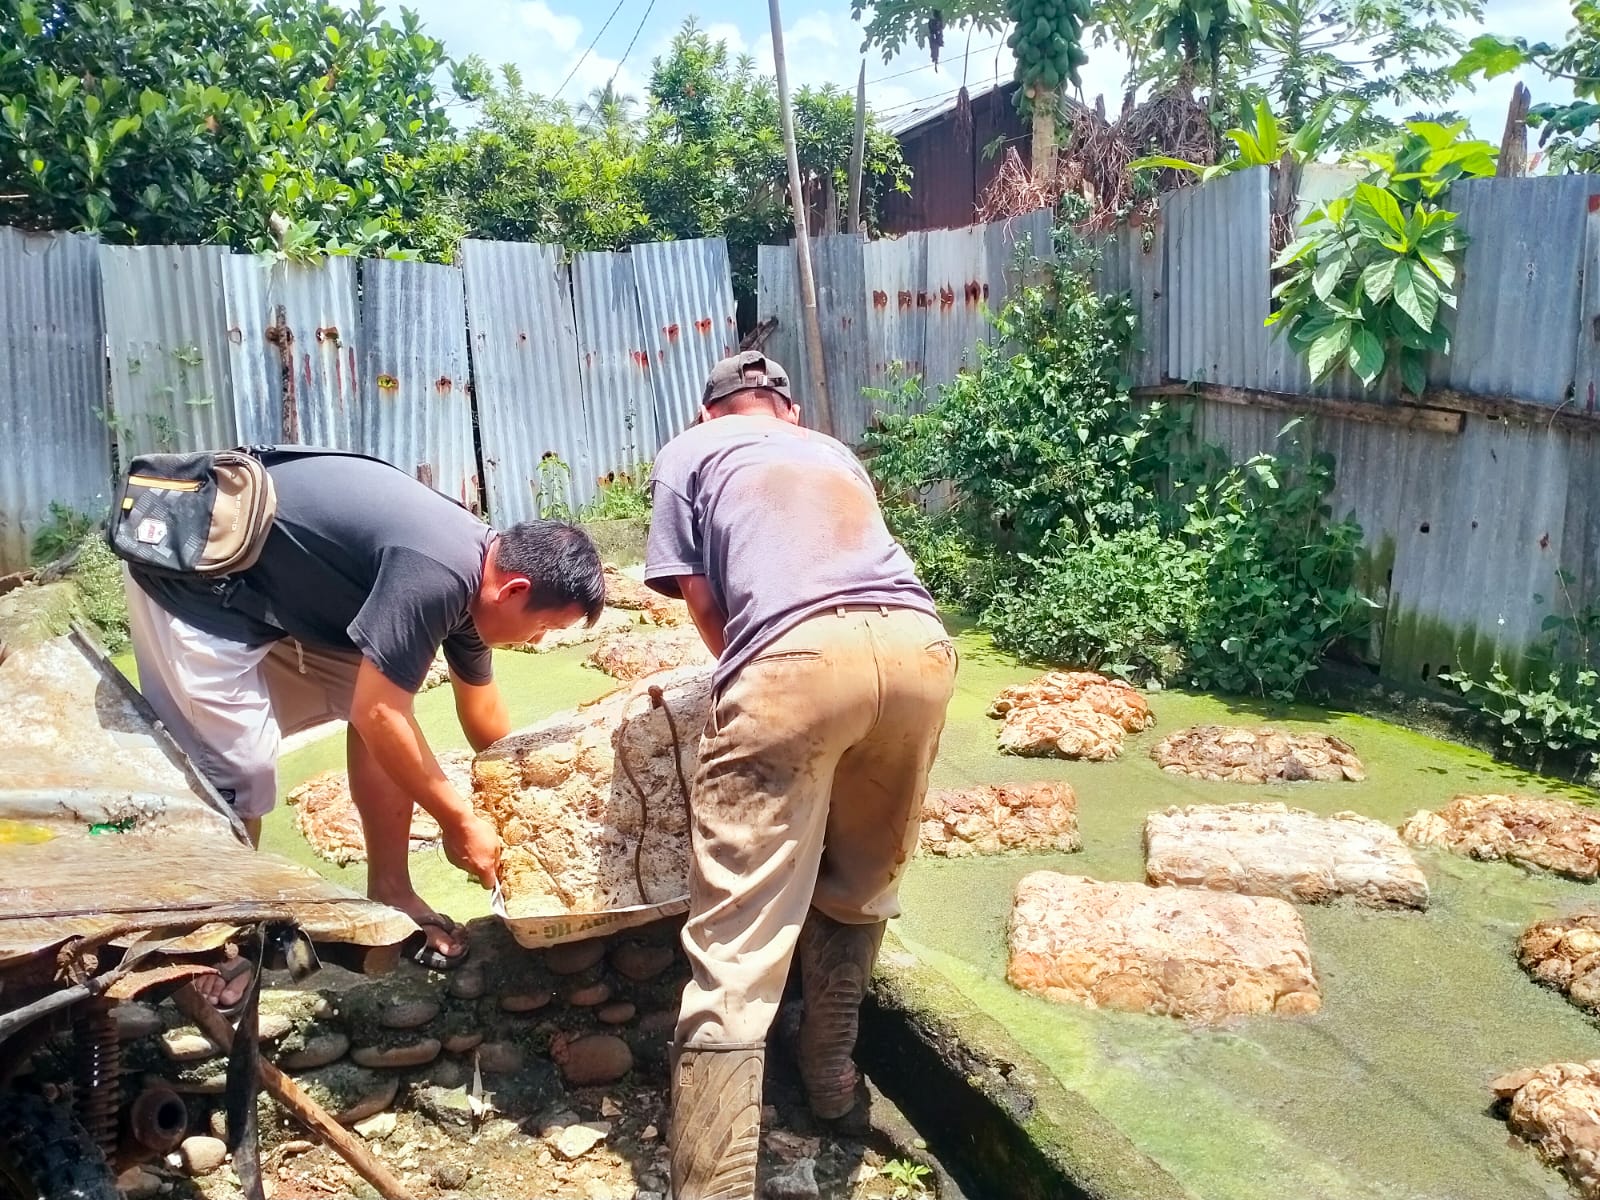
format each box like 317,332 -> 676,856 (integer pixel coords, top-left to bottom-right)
553,0 -> 630,101
606,0 -> 659,91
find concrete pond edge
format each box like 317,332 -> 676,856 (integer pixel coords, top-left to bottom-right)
860,931 -> 1194,1200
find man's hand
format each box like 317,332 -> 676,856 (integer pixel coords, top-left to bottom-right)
676,574 -> 728,657
441,809 -> 502,888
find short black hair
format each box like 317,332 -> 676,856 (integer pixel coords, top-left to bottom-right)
494,521 -> 605,626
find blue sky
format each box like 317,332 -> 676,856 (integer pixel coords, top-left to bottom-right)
403,0 -> 1579,145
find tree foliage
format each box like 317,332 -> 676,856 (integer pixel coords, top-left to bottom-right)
1455,1 -> 1600,172
0,0 -> 451,255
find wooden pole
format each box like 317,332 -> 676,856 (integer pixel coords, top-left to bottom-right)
175,985 -> 415,1200
1499,81 -> 1532,177
848,60 -> 867,236
767,0 -> 834,436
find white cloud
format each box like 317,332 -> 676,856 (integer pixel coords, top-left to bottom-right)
517,0 -> 581,54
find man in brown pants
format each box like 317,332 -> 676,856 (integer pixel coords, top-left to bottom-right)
646,351 -> 957,1199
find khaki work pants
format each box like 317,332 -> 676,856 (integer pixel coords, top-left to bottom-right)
676,606 -> 957,1048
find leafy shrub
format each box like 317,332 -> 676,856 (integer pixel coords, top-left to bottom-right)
1444,578 -> 1600,777
582,465 -> 652,522
72,536 -> 131,655
983,527 -> 1199,682
1180,425 -> 1375,700
30,502 -> 97,566
866,242 -> 1182,558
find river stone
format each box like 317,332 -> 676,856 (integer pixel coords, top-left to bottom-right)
1144,803 -> 1428,909
351,1038 -> 441,1069
1519,912 -> 1600,1012
919,782 -> 1080,857
1006,871 -> 1321,1024
112,1002 -> 162,1041
473,667 -> 709,914
277,1031 -> 350,1071
477,1041 -> 525,1074
611,941 -> 677,982
448,966 -> 486,1000
568,981 -> 613,1007
500,990 -> 553,1013
161,1029 -> 223,1063
552,1033 -> 634,1086
588,627 -> 713,682
442,1031 -> 484,1055
294,1064 -> 399,1125
1399,794 -> 1600,881
548,939 -> 608,975
413,1083 -> 475,1130
178,1135 -> 228,1176
638,1010 -> 677,1035
381,998 -> 441,1029
597,1002 -> 637,1025
1152,726 -> 1366,783
1492,1061 -> 1600,1198
286,750 -> 471,865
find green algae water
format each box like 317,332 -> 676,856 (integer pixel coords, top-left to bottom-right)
896,630 -> 1599,1200
227,629 -> 1598,1200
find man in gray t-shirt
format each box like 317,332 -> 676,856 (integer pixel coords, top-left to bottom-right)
646,352 -> 957,1200
125,451 -> 605,993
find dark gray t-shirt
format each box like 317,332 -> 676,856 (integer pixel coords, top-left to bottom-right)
132,453 -> 493,692
644,415 -> 938,687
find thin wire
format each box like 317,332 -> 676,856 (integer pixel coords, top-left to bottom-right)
866,42 -> 1000,86
554,0 -> 629,101
606,0 -> 659,91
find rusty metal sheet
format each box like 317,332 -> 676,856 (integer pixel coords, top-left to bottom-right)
0,634 -> 413,966
631,238 -> 739,442
754,243 -> 813,405
218,252 -> 282,444
460,239 -> 590,521
0,228 -> 110,573
98,244 -> 241,459
572,250 -> 659,487
265,259 -> 362,448
863,232 -> 928,411
357,258 -> 479,508
1093,214 -> 1167,387
922,224 -> 990,390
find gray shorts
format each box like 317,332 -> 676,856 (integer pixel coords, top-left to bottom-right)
124,568 -> 362,818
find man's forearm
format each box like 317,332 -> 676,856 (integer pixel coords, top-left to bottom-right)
678,575 -> 728,656
455,681 -> 511,752
351,701 -> 475,829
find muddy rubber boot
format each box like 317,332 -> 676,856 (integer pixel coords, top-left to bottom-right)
797,909 -> 886,1120
669,1044 -> 764,1200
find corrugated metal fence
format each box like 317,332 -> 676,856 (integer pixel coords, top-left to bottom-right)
756,209 -> 1054,444
758,177 -> 1600,690
0,232 -> 737,571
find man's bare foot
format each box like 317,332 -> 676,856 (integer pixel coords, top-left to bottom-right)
193,954 -> 253,1012
370,888 -> 469,968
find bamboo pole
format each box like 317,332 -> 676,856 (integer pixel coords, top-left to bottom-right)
767,0 -> 834,435
175,985 -> 414,1200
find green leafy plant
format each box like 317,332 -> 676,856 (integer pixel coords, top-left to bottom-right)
1180,421 -> 1375,699
1443,575 -> 1600,776
1131,96 -> 1335,180
984,526 -> 1199,681
581,464 -> 653,522
879,1158 -> 933,1199
29,502 -> 97,565
534,454 -> 575,521
1268,121 -> 1495,394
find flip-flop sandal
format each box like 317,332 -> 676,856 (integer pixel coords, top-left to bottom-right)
405,914 -> 471,972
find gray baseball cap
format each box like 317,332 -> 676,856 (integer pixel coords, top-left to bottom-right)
701,350 -> 793,408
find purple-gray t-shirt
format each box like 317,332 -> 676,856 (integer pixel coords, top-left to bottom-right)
644,414 -> 939,688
